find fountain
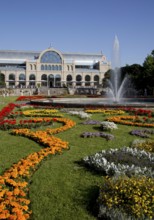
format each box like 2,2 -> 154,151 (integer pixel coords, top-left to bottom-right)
106,35 -> 135,103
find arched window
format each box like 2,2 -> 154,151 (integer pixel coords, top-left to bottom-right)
55,74 -> 61,87
48,74 -> 54,88
67,65 -> 69,71
19,74 -> 26,81
85,75 -> 90,81
45,65 -> 47,70
9,73 -> 15,87
55,65 -> 58,71
94,75 -> 99,86
59,65 -> 62,71
76,75 -> 82,81
40,51 -> 62,63
71,65 -> 73,71
76,75 -> 82,86
34,64 -> 36,70
29,74 -> 35,87
66,74 -> 72,87
85,75 -> 91,86
41,65 -> 44,70
29,74 -> 35,81
19,74 -> 26,87
9,73 -> 15,81
41,74 -> 47,87
41,74 -> 47,81
49,74 -> 54,79
67,74 -> 72,82
52,65 -> 54,70
48,65 -> 51,70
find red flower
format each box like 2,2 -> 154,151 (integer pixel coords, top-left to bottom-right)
53,118 -> 57,122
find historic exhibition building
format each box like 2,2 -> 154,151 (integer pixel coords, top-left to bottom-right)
0,48 -> 110,89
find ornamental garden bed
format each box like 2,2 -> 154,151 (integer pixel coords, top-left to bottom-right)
0,97 -> 154,220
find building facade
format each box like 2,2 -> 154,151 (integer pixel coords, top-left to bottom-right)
0,48 -> 110,89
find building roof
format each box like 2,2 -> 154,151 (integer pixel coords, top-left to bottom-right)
0,50 -> 39,60
0,66 -> 25,71
0,49 -> 106,65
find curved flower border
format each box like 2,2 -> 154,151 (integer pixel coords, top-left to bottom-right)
0,104 -> 76,219
107,115 -> 154,128
85,109 -> 125,115
0,118 -> 53,130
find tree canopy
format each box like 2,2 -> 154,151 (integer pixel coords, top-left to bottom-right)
103,50 -> 154,96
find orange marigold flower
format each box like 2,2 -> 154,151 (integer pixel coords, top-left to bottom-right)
13,188 -> 20,196
5,191 -> 13,197
19,190 -> 26,197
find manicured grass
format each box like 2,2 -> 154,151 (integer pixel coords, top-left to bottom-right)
0,130 -> 41,174
0,97 -> 154,220
0,96 -> 17,108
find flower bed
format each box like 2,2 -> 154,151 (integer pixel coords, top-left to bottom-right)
11,118 -> 75,147
46,118 -> 76,134
107,115 -> 154,127
0,103 -> 16,122
67,110 -> 91,119
98,176 -> 154,219
22,109 -> 63,118
85,109 -> 125,115
82,147 -> 154,177
82,120 -> 101,125
130,129 -> 154,138
16,96 -> 45,101
0,118 -> 53,130
122,107 -> 153,116
7,111 -> 24,118
131,139 -> 154,153
80,132 -> 114,140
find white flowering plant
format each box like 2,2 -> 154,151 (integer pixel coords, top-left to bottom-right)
67,111 -> 91,119
100,121 -> 118,131
82,147 -> 154,177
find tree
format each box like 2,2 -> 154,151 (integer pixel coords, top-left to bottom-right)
121,64 -> 144,94
143,50 -> 154,95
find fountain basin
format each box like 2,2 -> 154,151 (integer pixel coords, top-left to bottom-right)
30,97 -> 154,108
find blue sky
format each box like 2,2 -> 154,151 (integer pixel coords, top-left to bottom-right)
0,0 -> 153,66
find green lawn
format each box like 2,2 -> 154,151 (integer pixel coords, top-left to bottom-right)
0,97 -> 153,220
